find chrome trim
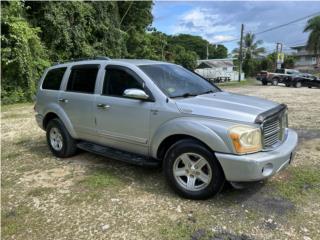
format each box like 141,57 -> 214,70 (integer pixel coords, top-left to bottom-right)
261,109 -> 287,150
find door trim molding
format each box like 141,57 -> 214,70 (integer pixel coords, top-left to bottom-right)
97,129 -> 148,145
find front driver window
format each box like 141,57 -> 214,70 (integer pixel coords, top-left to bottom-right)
103,67 -> 143,97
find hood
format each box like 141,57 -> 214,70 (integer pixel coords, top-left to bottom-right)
175,91 -> 279,123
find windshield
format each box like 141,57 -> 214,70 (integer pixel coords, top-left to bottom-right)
139,64 -> 220,98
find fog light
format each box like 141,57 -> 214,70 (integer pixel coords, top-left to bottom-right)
262,163 -> 273,177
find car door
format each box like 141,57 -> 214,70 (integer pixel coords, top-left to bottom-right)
94,65 -> 154,155
59,64 -> 99,140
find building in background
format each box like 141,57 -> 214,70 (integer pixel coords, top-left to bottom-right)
195,59 -> 244,82
291,45 -> 319,72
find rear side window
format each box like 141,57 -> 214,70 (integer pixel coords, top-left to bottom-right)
42,67 -> 67,90
103,67 -> 143,96
66,65 -> 99,94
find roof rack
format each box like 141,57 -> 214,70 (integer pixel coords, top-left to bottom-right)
53,56 -> 111,65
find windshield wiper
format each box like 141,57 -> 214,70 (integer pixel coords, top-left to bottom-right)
171,92 -> 198,98
199,90 -> 215,95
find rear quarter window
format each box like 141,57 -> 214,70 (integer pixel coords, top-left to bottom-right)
42,67 -> 67,90
66,65 -> 99,94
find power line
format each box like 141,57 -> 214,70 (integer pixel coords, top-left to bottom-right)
213,37 -> 239,45
253,11 -> 320,36
213,11 -> 319,45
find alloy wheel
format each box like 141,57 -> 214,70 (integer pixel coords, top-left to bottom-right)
173,153 -> 212,191
49,127 -> 63,151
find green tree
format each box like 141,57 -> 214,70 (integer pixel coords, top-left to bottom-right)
168,34 -> 227,59
209,44 -> 228,59
233,33 -> 265,76
1,1 -> 50,104
168,45 -> 197,69
233,33 -> 265,58
304,15 -> 320,67
25,1 -> 126,60
118,1 -> 153,58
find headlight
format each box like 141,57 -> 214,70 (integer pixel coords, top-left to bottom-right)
229,125 -> 262,154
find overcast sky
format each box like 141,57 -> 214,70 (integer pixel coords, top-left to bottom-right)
151,1 -> 320,55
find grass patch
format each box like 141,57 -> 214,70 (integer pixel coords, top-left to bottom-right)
272,167 -> 320,201
159,221 -> 194,239
1,206 -> 31,237
27,187 -> 53,197
78,169 -> 123,189
1,102 -> 33,112
217,78 -> 257,88
2,112 -> 31,119
2,151 -> 20,160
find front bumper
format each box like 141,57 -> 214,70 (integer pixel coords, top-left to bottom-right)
215,128 -> 298,182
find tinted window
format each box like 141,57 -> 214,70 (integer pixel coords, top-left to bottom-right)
139,64 -> 219,98
66,65 -> 99,94
103,68 -> 143,96
42,67 -> 67,90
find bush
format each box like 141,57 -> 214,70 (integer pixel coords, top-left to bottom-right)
1,1 -> 50,104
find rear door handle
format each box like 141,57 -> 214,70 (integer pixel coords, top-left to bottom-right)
97,103 -> 110,110
58,98 -> 68,103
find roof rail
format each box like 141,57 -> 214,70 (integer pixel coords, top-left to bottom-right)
53,56 -> 111,65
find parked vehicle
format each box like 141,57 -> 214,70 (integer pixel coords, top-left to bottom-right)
282,73 -> 320,88
258,69 -> 300,86
35,58 -> 298,199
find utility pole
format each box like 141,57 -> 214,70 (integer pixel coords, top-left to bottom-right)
206,43 -> 209,60
275,42 -> 283,70
238,24 -> 244,82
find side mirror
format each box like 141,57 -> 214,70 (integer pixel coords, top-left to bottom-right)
123,88 -> 149,100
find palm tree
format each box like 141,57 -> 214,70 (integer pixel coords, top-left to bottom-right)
232,33 -> 266,59
304,16 -> 320,68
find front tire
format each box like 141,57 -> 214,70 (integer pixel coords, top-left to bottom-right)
295,82 -> 302,88
46,118 -> 77,158
164,139 -> 225,199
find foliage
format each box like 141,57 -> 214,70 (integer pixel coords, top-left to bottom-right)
25,1 -> 126,60
168,34 -> 227,59
168,45 -> 198,69
304,15 -> 320,66
233,33 -> 265,58
1,1 -> 50,104
1,1 -> 228,104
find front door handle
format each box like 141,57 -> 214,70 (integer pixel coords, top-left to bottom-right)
58,98 -> 68,103
97,103 -> 110,110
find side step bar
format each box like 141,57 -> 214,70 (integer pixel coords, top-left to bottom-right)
77,141 -> 160,167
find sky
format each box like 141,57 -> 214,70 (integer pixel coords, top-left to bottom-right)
151,1 -> 320,55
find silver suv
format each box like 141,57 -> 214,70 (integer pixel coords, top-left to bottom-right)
35,58 -> 298,199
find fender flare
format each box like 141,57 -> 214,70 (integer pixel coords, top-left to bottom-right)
150,117 -> 231,159
43,103 -> 78,139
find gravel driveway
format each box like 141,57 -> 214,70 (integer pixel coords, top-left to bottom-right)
2,84 -> 320,240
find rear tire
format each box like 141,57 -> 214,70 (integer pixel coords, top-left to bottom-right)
46,118 -> 77,158
163,139 -> 225,199
272,78 -> 279,86
262,80 -> 267,86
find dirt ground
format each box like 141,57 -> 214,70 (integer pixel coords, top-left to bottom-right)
2,83 -> 320,240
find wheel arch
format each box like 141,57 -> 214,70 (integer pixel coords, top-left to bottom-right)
156,134 -> 211,161
42,106 -> 78,139
150,117 -> 231,161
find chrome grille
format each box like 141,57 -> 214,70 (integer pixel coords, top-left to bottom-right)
262,111 -> 287,148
